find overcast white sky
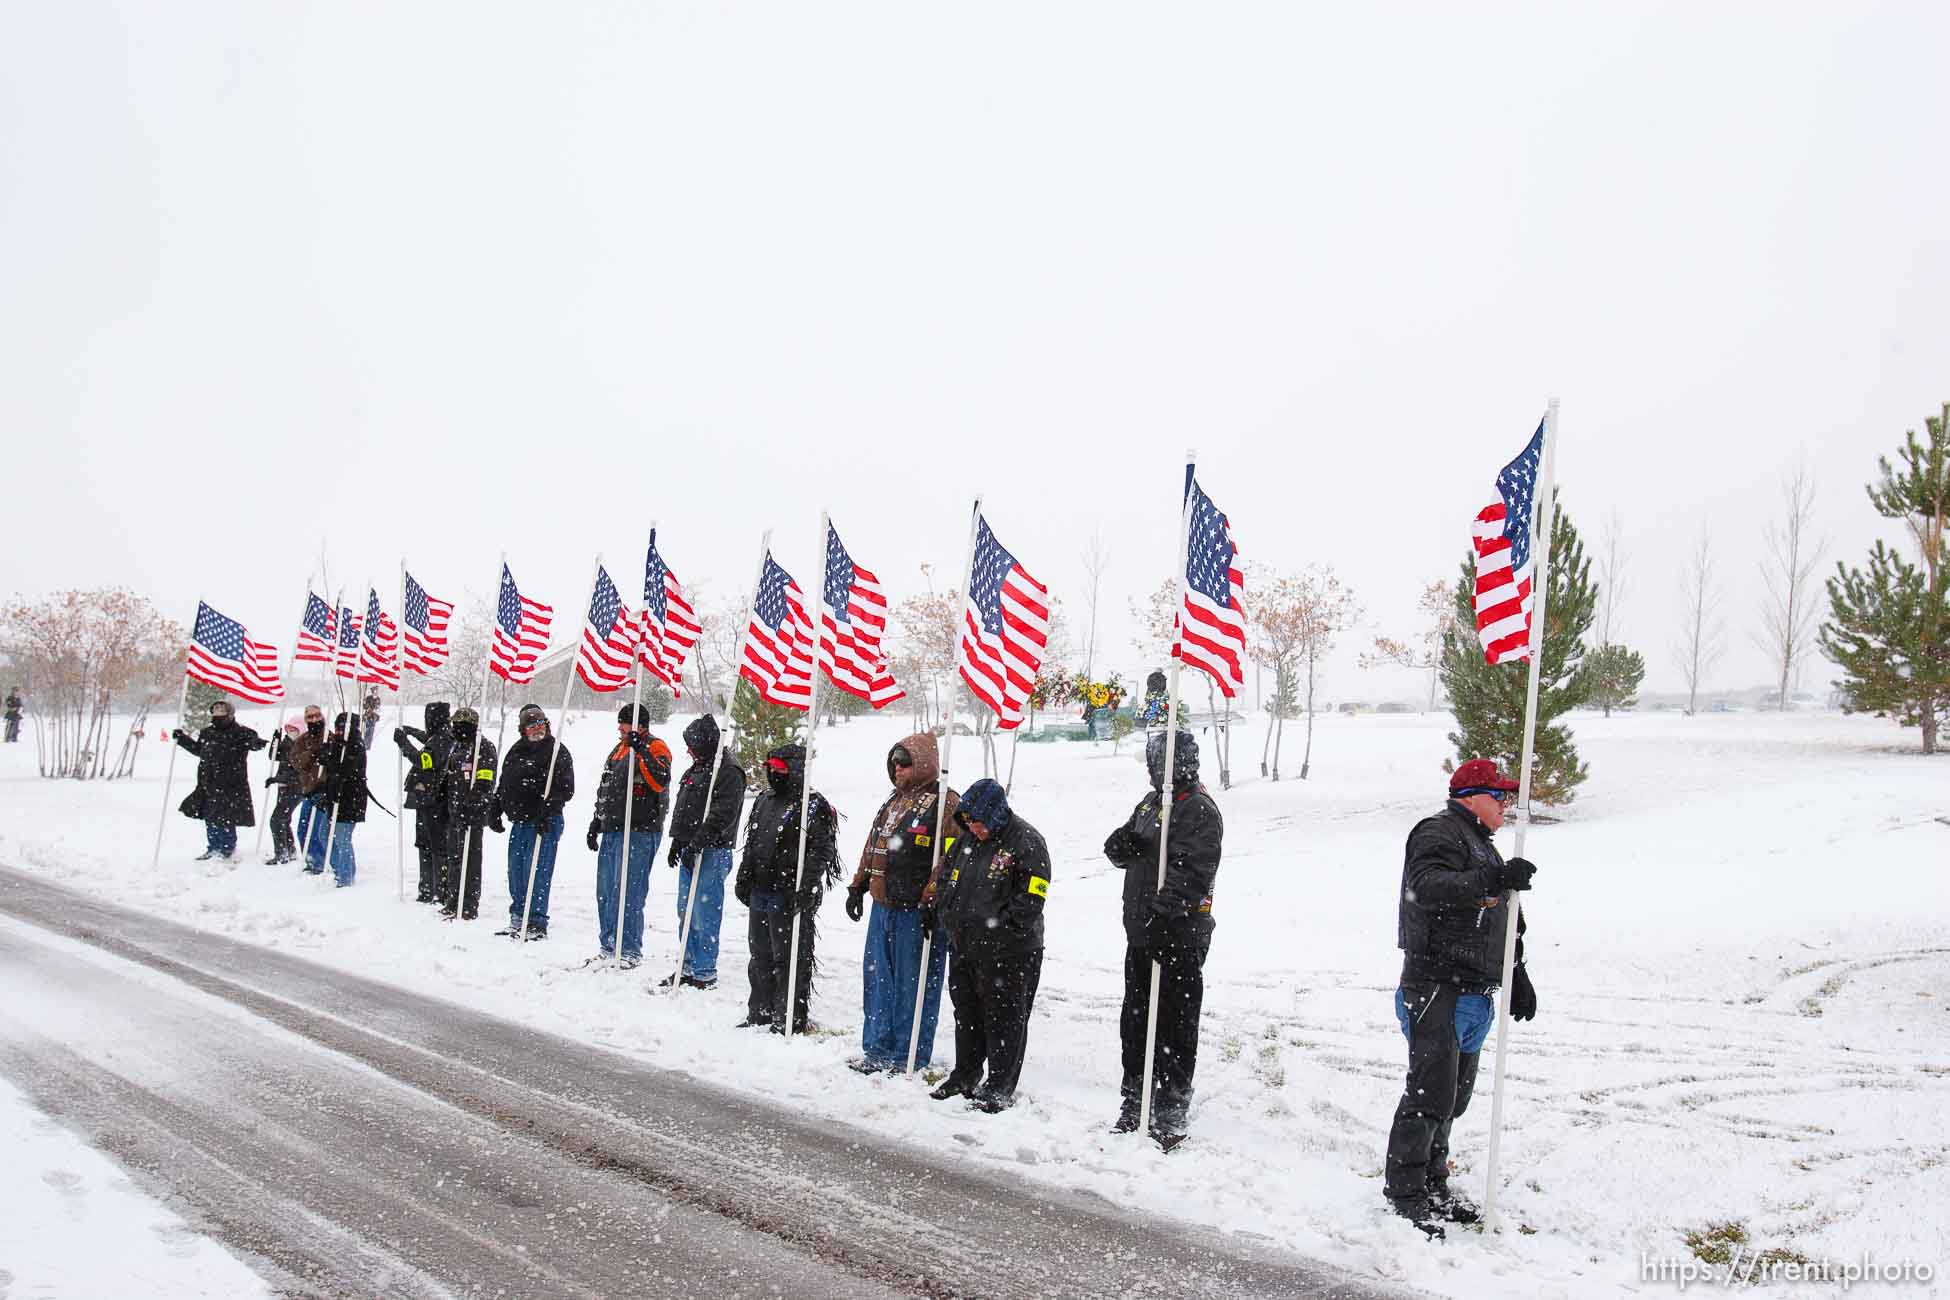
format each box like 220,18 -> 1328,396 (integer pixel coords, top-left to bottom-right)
3,1 -> 1945,703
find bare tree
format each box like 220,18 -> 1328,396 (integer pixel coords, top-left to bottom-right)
1676,528 -> 1723,715
1081,528 -> 1110,679
1249,567 -> 1360,779
0,589 -> 182,780
888,589 -> 960,734
1596,511 -> 1629,648
1360,578 -> 1455,711
424,594 -> 494,711
1757,462 -> 1828,708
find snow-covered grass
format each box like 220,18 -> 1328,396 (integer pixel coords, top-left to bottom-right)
2,707 -> 1947,1298
0,1072 -> 269,1299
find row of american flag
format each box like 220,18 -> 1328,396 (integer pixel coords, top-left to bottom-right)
183,419 -> 1553,721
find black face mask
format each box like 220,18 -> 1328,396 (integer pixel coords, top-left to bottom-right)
452,722 -> 477,744
307,719 -> 325,737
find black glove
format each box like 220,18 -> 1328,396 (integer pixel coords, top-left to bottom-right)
1499,856 -> 1537,892
1104,827 -> 1141,862
734,879 -> 752,908
586,825 -> 600,852
667,840 -> 682,868
392,726 -> 408,746
844,883 -> 866,923
172,728 -> 189,745
1510,964 -> 1537,1021
919,901 -> 939,934
488,811 -> 506,834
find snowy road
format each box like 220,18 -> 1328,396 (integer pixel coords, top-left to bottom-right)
0,866 -> 1399,1300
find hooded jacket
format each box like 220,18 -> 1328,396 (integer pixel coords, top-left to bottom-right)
437,716 -> 498,829
1397,800 -> 1512,989
398,703 -> 452,812
175,715 -> 266,826
853,732 -> 959,909
938,780 -> 1048,952
734,743 -> 839,914
319,716 -> 369,824
668,715 -> 746,850
590,730 -> 673,833
1103,749 -> 1222,949
496,721 -> 576,824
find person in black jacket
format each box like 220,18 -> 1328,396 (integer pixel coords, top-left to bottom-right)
733,743 -> 837,1033
1383,759 -> 1538,1237
586,703 -> 672,967
1102,729 -> 1221,1144
437,705 -> 499,920
494,703 -> 576,940
394,702 -> 453,903
662,714 -> 746,989
929,779 -> 1048,1112
318,713 -> 369,887
4,687 -> 22,742
173,698 -> 266,862
262,718 -> 304,864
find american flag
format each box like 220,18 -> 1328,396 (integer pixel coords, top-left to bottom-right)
333,605 -> 364,681
958,513 -> 1050,730
818,522 -> 903,708
740,552 -> 816,711
401,572 -> 453,675
639,531 -> 702,695
1472,418 -> 1546,665
576,565 -> 639,692
293,593 -> 335,664
188,602 -> 284,705
490,563 -> 554,685
1172,471 -> 1247,698
358,588 -> 401,692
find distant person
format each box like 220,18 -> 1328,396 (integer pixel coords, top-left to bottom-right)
1140,670 -> 1169,726
663,715 -> 746,990
3,686 -> 21,742
495,703 -> 575,940
1382,758 -> 1537,1239
586,704 -> 671,967
263,717 -> 304,864
172,698 -> 266,862
1102,729 -> 1221,1147
845,732 -> 955,1074
929,779 -> 1048,1112
292,706 -> 329,872
395,702 -> 454,903
733,743 -> 837,1034
361,691 -> 382,751
318,713 -> 369,887
436,705 -> 499,920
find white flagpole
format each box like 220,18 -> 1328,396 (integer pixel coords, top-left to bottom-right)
613,526 -> 654,967
517,554 -> 600,943
783,512 -> 828,1039
667,529 -> 768,997
904,496 -> 981,1074
254,573 -> 312,858
150,636 -> 195,870
396,559 -> 408,903
1139,452 -> 1198,1138
1482,399 -> 1560,1232
453,557 -> 504,922
303,585 -> 347,872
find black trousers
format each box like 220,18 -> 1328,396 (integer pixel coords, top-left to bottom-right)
411,813 -> 441,901
1383,982 -> 1482,1200
945,941 -> 1043,1099
1119,932 -> 1211,1107
440,824 -> 484,918
747,904 -> 815,1032
269,786 -> 302,858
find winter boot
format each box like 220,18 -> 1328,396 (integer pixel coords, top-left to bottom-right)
968,1087 -> 1014,1114
929,1075 -> 976,1102
1386,1195 -> 1446,1240
681,974 -> 715,990
1426,1179 -> 1479,1225
735,1014 -> 771,1029
194,850 -> 217,861
1111,1095 -> 1143,1134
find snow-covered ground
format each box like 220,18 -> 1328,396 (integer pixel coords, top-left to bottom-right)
2,706 -> 1947,1298
0,1071 -> 269,1299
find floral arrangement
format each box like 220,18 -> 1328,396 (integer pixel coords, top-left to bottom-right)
1069,673 -> 1127,714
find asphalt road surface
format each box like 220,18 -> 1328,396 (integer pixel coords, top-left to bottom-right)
0,866 -> 1409,1300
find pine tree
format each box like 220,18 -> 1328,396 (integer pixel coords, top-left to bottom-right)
1439,492 -> 1596,806
182,679 -> 228,734
1820,402 -> 1950,754
729,677 -> 804,774
1586,643 -> 1646,716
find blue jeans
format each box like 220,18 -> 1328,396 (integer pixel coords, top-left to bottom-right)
506,816 -> 565,932
860,902 -> 948,1069
298,800 -> 328,872
674,847 -> 732,980
1393,986 -> 1495,1053
596,829 -> 659,959
329,822 -> 357,887
204,821 -> 237,857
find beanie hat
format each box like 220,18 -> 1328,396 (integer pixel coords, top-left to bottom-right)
452,706 -> 480,727
518,704 -> 548,730
617,703 -> 649,728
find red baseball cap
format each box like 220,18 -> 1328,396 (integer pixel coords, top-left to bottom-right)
1449,758 -> 1519,794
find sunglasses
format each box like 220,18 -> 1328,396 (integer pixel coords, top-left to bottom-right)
1456,787 -> 1514,804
